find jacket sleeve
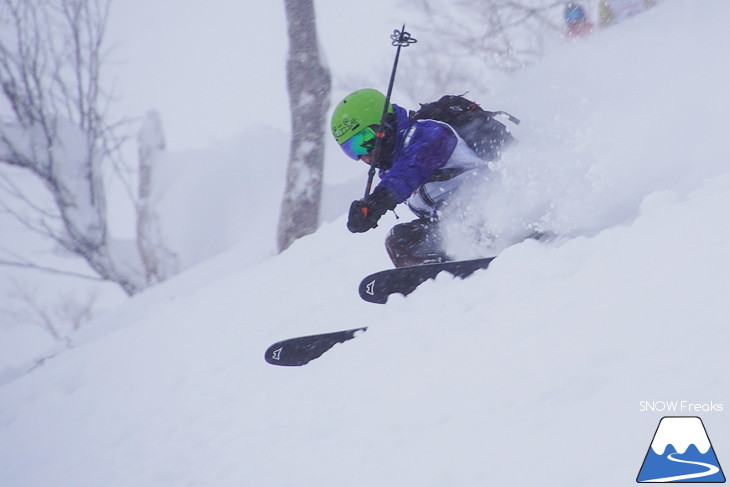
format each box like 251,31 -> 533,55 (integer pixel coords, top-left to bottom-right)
378,121 -> 458,203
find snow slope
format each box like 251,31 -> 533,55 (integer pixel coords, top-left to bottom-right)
2,1 -> 730,486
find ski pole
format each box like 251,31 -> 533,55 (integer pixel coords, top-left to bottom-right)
363,24 -> 417,199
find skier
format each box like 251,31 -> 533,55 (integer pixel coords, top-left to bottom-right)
564,2 -> 595,38
598,0 -> 655,26
331,88 -> 512,268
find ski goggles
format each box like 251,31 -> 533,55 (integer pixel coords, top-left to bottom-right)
340,127 -> 377,160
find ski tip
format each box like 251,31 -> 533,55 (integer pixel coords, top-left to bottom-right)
264,327 -> 368,367
358,257 -> 496,304
358,276 -> 390,304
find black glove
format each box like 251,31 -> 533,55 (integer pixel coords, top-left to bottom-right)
347,186 -> 398,233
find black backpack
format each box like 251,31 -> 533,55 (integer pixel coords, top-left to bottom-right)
409,95 -> 520,162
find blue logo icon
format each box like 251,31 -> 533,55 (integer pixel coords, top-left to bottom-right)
638,416 -> 725,483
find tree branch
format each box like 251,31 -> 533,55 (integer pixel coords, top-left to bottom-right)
0,257 -> 104,282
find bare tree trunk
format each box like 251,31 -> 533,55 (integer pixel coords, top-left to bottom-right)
277,0 -> 331,252
136,110 -> 177,284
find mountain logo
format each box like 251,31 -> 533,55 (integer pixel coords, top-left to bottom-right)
365,280 -> 375,296
637,416 -> 725,483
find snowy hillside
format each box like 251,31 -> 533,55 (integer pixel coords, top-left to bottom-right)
2,1 -> 730,486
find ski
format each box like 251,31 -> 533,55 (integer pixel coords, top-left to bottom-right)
265,327 -> 367,366
359,257 -> 496,304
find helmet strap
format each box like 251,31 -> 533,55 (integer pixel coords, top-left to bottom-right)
373,118 -> 396,171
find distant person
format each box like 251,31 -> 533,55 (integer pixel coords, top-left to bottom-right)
564,2 -> 595,38
598,0 -> 655,26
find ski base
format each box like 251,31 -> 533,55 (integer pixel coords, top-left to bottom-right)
359,257 -> 495,304
265,327 -> 367,366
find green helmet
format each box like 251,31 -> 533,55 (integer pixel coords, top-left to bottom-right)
331,88 -> 393,145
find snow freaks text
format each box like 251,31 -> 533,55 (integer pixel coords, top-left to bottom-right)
639,401 -> 724,413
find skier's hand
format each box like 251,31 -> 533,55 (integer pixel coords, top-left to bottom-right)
347,187 -> 397,233
347,200 -> 376,233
